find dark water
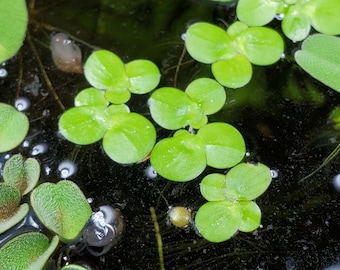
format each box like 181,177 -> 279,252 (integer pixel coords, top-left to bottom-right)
1,0 -> 340,269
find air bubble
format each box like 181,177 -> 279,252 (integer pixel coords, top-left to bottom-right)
275,14 -> 284,20
58,159 -> 77,178
22,140 -> 30,148
331,174 -> 340,192
0,68 -> 8,78
31,143 -> 48,156
181,33 -> 186,41
270,169 -> 279,178
15,97 -> 31,111
145,165 -> 157,179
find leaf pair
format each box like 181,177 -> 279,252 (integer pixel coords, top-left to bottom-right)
150,123 -> 246,182
195,163 -> 272,242
185,21 -> 284,88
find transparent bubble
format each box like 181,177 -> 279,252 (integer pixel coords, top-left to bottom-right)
270,169 -> 279,178
181,33 -> 186,41
15,97 -> 31,111
275,14 -> 284,20
58,159 -> 77,178
31,143 -> 48,156
145,165 -> 157,179
0,68 -> 8,78
331,174 -> 340,192
82,206 -> 124,256
22,140 -> 30,148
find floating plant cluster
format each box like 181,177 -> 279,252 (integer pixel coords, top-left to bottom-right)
0,154 -> 124,269
2,0 -> 340,268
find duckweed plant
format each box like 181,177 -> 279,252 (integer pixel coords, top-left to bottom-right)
2,0 -> 340,268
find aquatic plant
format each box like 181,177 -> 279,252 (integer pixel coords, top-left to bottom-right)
0,103 -> 29,152
185,21 -> 284,88
295,34 -> 340,93
195,163 -> 272,242
236,0 -> 340,41
0,0 -> 28,62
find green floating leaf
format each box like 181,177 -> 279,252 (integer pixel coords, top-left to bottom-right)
0,0 -> 28,62
74,87 -> 108,107
309,0 -> 340,35
195,201 -> 241,242
0,183 -> 29,233
149,87 -> 199,130
3,154 -> 40,195
105,89 -> 131,104
103,113 -> 156,164
295,34 -> 340,93
31,180 -> 92,243
125,59 -> 160,94
197,122 -> 246,169
185,22 -> 235,64
0,103 -> 29,152
84,50 -> 129,92
225,163 -> 272,201
150,132 -> 206,182
58,106 -> 107,145
282,5 -> 311,42
212,54 -> 252,88
238,201 -> 261,232
0,232 -> 59,269
234,27 -> 284,65
236,0 -> 279,26
200,173 -> 226,201
185,78 -> 226,115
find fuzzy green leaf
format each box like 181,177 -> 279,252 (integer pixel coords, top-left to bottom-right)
0,103 -> 29,152
295,34 -> 340,93
31,180 -> 92,243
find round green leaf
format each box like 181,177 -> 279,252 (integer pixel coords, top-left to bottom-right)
149,87 -> 199,130
282,6 -> 311,42
58,106 -> 107,145
0,183 -> 29,233
105,104 -> 130,115
0,232 -> 59,269
238,201 -> 261,232
225,163 -> 272,201
150,133 -> 206,182
295,34 -> 340,93
0,103 -> 29,152
31,180 -> 92,243
195,201 -> 241,242
212,54 -> 252,88
103,113 -> 156,164
309,0 -> 340,35
185,22 -> 235,64
185,78 -> 226,115
234,27 -> 284,65
105,89 -> 131,104
0,0 -> 28,62
226,21 -> 249,39
3,154 -> 40,195
236,0 -> 279,26
125,59 -> 161,94
74,87 -> 108,107
197,123 -> 246,169
200,173 -> 226,201
84,50 -> 129,92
